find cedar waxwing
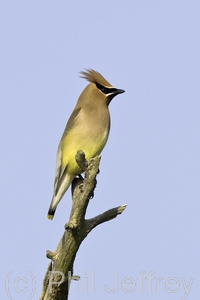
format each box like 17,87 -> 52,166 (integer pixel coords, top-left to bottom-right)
47,69 -> 125,219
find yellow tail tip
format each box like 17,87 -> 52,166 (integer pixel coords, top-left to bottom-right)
47,214 -> 54,220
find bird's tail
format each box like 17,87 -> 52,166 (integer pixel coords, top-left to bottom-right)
47,201 -> 57,220
47,174 -> 74,220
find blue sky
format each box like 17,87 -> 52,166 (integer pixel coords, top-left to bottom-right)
1,1 -> 200,299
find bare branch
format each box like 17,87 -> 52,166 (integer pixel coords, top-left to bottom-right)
85,204 -> 127,232
39,151 -> 126,300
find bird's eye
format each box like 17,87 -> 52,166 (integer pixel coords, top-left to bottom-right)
96,82 -> 118,95
96,83 -> 109,94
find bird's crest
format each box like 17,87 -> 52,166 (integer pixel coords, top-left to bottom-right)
80,69 -> 112,88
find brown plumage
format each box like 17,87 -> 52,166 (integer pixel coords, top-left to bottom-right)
47,69 -> 125,220
80,69 -> 112,87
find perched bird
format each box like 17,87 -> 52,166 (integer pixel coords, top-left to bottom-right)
47,69 -> 125,220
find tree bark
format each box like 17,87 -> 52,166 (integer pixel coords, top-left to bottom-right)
39,151 -> 127,300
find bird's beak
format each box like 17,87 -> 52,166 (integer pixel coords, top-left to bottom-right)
107,88 -> 125,103
115,88 -> 125,95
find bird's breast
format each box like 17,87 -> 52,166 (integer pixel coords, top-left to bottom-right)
61,107 -> 110,174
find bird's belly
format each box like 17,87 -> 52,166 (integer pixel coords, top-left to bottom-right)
62,127 -> 109,175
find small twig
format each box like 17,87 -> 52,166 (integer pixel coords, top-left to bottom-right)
75,150 -> 88,171
85,204 -> 127,232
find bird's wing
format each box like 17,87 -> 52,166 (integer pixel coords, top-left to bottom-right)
53,145 -> 66,196
53,108 -> 82,196
62,107 -> 81,136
